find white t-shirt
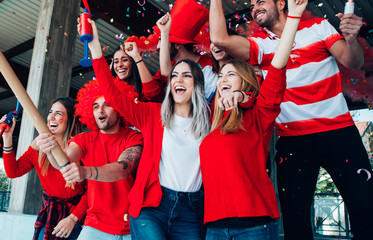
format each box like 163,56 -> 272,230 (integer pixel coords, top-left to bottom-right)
159,114 -> 202,192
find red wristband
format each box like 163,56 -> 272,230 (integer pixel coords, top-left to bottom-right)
287,15 -> 301,19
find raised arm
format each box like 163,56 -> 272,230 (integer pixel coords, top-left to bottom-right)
157,13 -> 173,77
123,42 -> 153,83
271,0 -> 308,69
209,0 -> 251,61
61,145 -> 143,183
1,116 -> 34,177
330,13 -> 364,69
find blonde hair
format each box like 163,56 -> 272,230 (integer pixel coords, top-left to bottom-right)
211,59 -> 260,134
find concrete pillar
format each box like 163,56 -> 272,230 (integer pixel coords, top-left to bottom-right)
8,0 -> 80,214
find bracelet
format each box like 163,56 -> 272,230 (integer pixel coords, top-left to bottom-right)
3,149 -> 13,153
68,215 -> 77,224
233,90 -> 245,103
3,145 -> 13,149
135,59 -> 143,64
287,15 -> 301,19
88,167 -> 92,179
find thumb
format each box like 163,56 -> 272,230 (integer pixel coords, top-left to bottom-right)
336,13 -> 343,20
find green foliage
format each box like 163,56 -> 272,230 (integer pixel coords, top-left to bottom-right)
0,170 -> 9,191
315,167 -> 339,196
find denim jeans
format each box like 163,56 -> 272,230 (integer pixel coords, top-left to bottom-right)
77,226 -> 131,240
130,186 -> 204,240
205,220 -> 279,240
37,222 -> 82,240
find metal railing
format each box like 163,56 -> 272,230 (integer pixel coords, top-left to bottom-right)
312,193 -> 352,239
0,191 -> 10,211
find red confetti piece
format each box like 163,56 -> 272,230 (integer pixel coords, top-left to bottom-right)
64,32 -> 68,36
41,26 -> 44,29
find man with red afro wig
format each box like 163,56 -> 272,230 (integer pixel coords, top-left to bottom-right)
38,79 -> 144,239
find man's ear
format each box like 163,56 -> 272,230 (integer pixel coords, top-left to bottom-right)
277,0 -> 286,12
175,44 -> 181,50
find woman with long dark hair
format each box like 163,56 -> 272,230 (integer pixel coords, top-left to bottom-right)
80,19 -> 164,103
1,97 -> 85,240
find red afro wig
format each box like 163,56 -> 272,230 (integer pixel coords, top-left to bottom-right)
75,77 -> 139,131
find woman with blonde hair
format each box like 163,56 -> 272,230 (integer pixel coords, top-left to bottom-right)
200,0 -> 308,239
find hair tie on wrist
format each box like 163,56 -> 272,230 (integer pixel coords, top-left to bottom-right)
287,15 -> 301,19
135,59 -> 143,64
233,90 -> 245,103
68,215 -> 77,224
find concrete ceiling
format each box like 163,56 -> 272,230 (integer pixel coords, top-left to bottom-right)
0,0 -> 372,117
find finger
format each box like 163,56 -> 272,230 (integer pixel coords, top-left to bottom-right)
217,98 -> 224,110
234,94 -> 239,108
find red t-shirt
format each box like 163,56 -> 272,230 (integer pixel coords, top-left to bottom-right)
72,127 -> 143,235
3,147 -> 85,200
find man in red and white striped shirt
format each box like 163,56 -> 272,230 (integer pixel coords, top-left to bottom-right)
210,0 -> 373,239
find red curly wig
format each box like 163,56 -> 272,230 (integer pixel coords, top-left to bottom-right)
75,78 -> 139,131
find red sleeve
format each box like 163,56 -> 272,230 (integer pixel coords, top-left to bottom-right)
248,38 -> 260,65
249,64 -> 286,133
239,92 -> 256,109
92,56 -> 160,132
141,70 -> 166,103
3,146 -> 35,178
70,133 -> 87,157
124,128 -> 144,149
71,191 -> 88,221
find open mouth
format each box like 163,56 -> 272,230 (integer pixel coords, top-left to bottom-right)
221,85 -> 231,92
214,49 -> 223,54
98,116 -> 106,122
175,86 -> 186,94
49,123 -> 58,131
255,10 -> 265,20
118,69 -> 127,74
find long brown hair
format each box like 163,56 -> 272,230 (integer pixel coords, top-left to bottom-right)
211,59 -> 260,134
38,98 -> 82,175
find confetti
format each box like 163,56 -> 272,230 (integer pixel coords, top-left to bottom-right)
134,98 -> 139,104
138,0 -> 146,7
102,46 -> 107,51
110,18 -> 114,23
357,168 -> 371,181
41,26 -> 44,29
64,32 -> 68,36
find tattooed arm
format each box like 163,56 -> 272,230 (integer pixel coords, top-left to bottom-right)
62,145 -> 143,183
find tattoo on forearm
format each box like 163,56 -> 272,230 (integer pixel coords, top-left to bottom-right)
118,161 -> 129,170
94,166 -> 98,181
118,145 -> 143,170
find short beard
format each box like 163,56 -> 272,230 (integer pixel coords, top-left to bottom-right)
256,4 -> 280,29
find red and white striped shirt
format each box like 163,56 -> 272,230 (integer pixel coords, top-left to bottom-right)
248,18 -> 354,136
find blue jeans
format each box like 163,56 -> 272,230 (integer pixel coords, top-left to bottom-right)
37,222 -> 82,240
77,226 -> 131,240
205,220 -> 279,240
130,186 -> 204,240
